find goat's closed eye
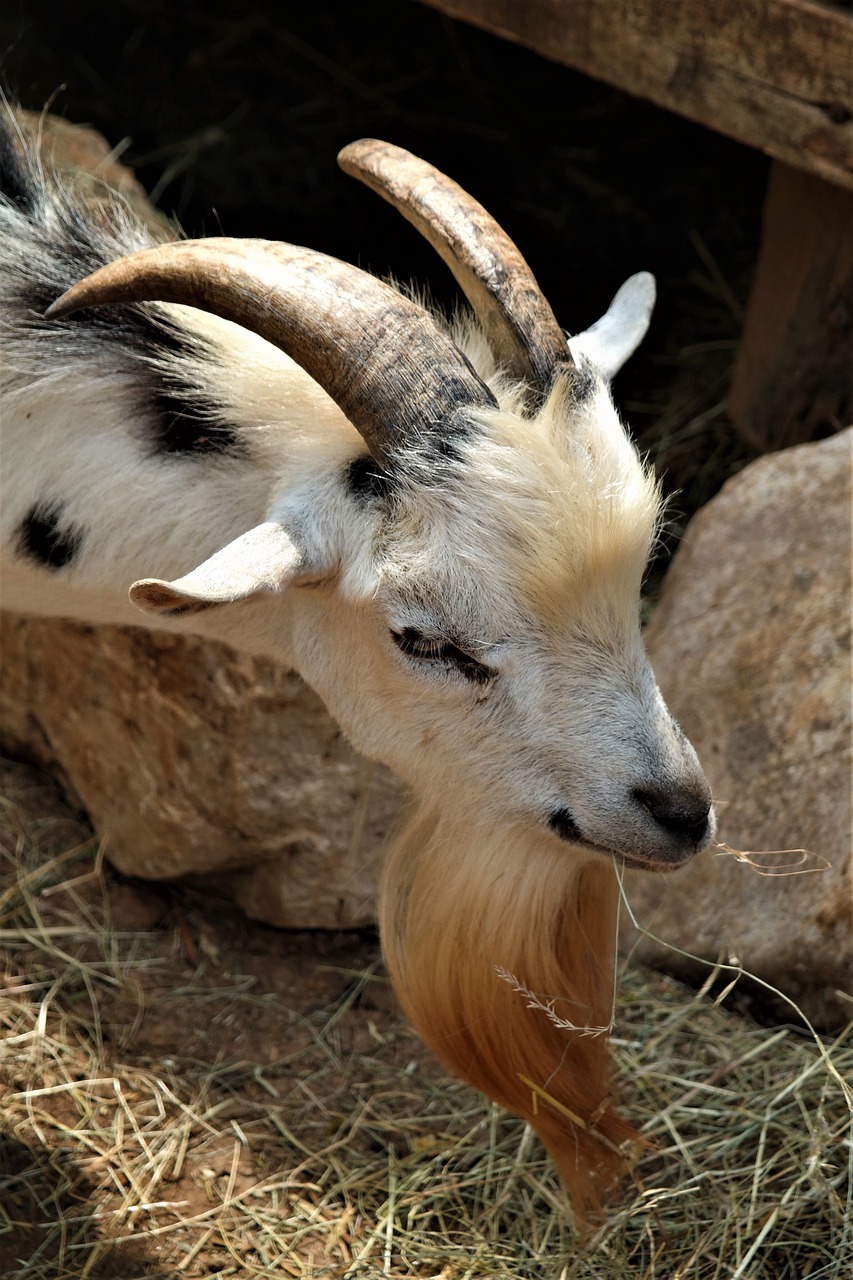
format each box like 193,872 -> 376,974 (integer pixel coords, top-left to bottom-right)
391,628 -> 494,684
392,627 -> 451,660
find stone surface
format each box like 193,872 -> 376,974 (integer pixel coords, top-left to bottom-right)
16,109 -> 175,238
0,617 -> 403,927
623,428 -> 852,1028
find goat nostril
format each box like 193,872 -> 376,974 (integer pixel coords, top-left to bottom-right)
632,787 -> 711,843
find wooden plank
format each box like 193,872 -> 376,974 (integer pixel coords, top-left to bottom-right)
729,160 -> 853,450
419,0 -> 853,191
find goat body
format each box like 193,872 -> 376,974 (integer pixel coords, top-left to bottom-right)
0,106 -> 714,1217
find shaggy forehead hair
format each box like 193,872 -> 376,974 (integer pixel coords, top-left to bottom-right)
383,366 -> 662,635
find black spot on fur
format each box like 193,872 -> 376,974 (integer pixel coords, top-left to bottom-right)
1,112 -> 244,459
19,503 -> 83,569
88,305 -> 245,457
39,290 -> 244,457
148,387 -> 244,455
50,292 -> 245,457
346,454 -> 394,502
143,327 -> 245,456
570,362 -> 597,404
548,808 -> 584,843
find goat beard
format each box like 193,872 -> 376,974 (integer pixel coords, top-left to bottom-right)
379,805 -> 637,1224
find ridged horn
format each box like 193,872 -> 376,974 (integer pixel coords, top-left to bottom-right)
45,238 -> 498,469
338,139 -> 572,390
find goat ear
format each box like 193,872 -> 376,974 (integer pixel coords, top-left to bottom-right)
130,521 -> 308,617
568,272 -> 656,381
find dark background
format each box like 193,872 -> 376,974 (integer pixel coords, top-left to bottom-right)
2,0 -> 765,529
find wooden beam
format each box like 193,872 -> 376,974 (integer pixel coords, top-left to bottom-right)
419,0 -> 853,191
729,160 -> 853,451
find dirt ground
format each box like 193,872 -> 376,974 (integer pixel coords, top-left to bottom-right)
0,758 -> 439,1277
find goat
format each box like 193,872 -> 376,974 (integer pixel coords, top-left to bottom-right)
0,106 -> 715,1219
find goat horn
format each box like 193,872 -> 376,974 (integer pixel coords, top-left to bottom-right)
339,139 -> 572,390
45,238 -> 497,469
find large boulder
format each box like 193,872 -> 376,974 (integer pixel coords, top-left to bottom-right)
0,617 -> 402,927
623,428 -> 852,1028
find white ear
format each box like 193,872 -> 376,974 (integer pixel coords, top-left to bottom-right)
568,272 -> 656,381
130,521 -> 306,616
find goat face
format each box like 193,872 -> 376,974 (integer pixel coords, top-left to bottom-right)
40,140 -> 714,871
111,357 -> 711,871
285,376 -> 712,871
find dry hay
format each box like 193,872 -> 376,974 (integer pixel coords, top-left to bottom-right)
2,758 -> 850,1279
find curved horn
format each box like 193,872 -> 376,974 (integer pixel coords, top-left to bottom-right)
338,139 -> 572,390
45,238 -> 497,469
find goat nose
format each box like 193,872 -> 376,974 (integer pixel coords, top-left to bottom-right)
632,787 -> 712,845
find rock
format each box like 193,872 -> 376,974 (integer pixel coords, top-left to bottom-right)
623,428 -> 852,1028
107,882 -> 169,933
0,617 -> 403,927
15,109 -> 175,238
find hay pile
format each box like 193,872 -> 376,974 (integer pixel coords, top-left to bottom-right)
1,759 -> 850,1279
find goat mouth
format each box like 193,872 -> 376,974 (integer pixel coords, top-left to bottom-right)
547,808 -> 620,859
546,808 -> 692,873
565,836 -> 690,874
608,850 -> 682,873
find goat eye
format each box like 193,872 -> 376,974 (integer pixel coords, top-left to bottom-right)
391,627 -> 494,684
392,627 -> 447,659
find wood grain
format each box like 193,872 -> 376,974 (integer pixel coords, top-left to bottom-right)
729,161 -> 853,449
419,0 -> 853,190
